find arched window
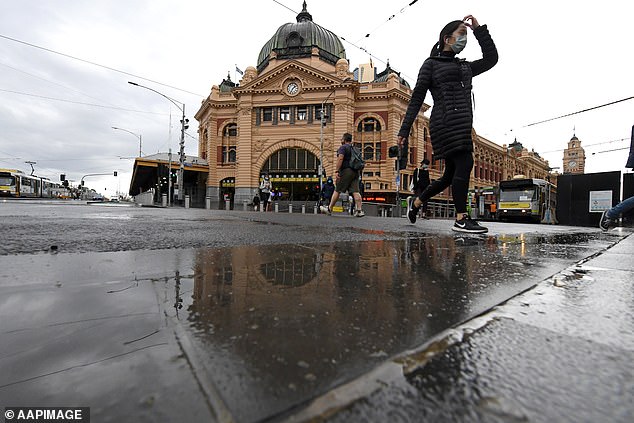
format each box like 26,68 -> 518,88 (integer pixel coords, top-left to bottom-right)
356,117 -> 382,161
222,123 -> 237,163
200,128 -> 208,160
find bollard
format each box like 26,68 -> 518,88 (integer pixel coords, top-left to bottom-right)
288,203 -> 293,214
225,200 -> 230,210
185,195 -> 190,209
301,204 -> 306,214
243,200 -> 248,211
205,196 -> 211,210
275,202 -> 279,213
314,205 -> 318,214
162,193 -> 167,207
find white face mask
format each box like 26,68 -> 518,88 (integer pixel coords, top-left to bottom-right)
451,35 -> 467,53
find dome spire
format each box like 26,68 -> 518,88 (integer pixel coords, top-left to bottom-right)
297,1 -> 312,22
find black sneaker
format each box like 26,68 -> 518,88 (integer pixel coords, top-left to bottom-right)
452,216 -> 488,233
599,210 -> 613,231
407,197 -> 418,224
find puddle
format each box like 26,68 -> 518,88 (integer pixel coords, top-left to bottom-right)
0,231 -> 614,423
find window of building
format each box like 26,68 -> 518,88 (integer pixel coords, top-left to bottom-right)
356,117 -> 382,161
297,106 -> 307,121
280,107 -> 291,121
262,108 -> 273,122
221,123 -> 237,163
315,104 -> 331,123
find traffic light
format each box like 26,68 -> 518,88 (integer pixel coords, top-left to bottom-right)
181,118 -> 189,130
62,180 -> 69,188
397,139 -> 409,170
81,180 -> 85,186
398,154 -> 408,170
114,171 -> 118,177
60,174 -> 66,181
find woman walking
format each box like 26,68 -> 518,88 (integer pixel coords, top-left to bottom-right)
398,15 -> 498,233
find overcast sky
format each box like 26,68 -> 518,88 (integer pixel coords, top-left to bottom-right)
1,0 -> 632,196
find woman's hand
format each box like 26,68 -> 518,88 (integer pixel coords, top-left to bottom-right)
462,15 -> 480,30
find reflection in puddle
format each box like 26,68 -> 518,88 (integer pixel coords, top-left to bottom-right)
170,233 -> 602,422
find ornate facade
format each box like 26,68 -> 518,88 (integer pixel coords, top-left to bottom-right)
194,2 -> 552,207
562,135 -> 586,174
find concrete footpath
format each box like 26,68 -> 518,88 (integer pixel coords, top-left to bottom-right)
0,202 -> 632,422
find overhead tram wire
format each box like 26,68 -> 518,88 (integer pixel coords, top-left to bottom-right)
0,88 -> 169,115
537,137 -> 630,154
353,0 -> 421,44
0,33 -> 205,98
0,60 -> 133,110
271,0 -> 297,14
519,96 -> 634,129
592,147 -> 630,155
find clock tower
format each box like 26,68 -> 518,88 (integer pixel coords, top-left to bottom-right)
563,135 -> 586,174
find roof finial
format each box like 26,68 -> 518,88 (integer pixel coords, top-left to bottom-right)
297,1 -> 312,22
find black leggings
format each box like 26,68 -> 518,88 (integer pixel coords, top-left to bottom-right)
416,151 -> 473,214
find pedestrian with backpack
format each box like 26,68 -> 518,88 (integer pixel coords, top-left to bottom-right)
320,132 -> 365,217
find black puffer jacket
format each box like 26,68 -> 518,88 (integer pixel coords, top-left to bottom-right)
398,25 -> 498,159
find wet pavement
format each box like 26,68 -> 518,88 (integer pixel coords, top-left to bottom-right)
321,235 -> 634,423
0,201 -> 632,422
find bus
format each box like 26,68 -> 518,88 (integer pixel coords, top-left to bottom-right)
0,169 -> 68,198
497,178 -> 556,223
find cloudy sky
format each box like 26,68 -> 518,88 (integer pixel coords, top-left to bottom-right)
1,0 -> 632,196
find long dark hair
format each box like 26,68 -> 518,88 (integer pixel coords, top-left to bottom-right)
430,20 -> 463,56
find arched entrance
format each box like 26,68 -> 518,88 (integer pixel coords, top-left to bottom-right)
219,177 -> 235,207
261,147 -> 320,201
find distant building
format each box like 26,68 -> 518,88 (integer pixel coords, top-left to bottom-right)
562,135 -> 586,174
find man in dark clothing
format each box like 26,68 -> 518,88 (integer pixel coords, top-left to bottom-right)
397,15 -> 497,233
321,177 -> 335,206
412,159 -> 431,218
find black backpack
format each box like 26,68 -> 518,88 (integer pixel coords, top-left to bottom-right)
349,145 -> 365,171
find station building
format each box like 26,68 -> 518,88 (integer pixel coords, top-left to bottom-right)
194,2 -> 552,210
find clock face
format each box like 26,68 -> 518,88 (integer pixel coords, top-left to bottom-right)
568,160 -> 577,169
286,82 -> 299,95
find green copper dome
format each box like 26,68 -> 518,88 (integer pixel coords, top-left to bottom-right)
257,1 -> 346,72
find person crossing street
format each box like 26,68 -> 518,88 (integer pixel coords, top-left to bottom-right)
320,133 -> 365,217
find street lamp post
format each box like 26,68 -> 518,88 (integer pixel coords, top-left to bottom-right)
128,81 -> 188,203
112,126 -> 142,157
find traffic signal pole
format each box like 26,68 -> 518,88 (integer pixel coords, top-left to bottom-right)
177,105 -> 188,202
